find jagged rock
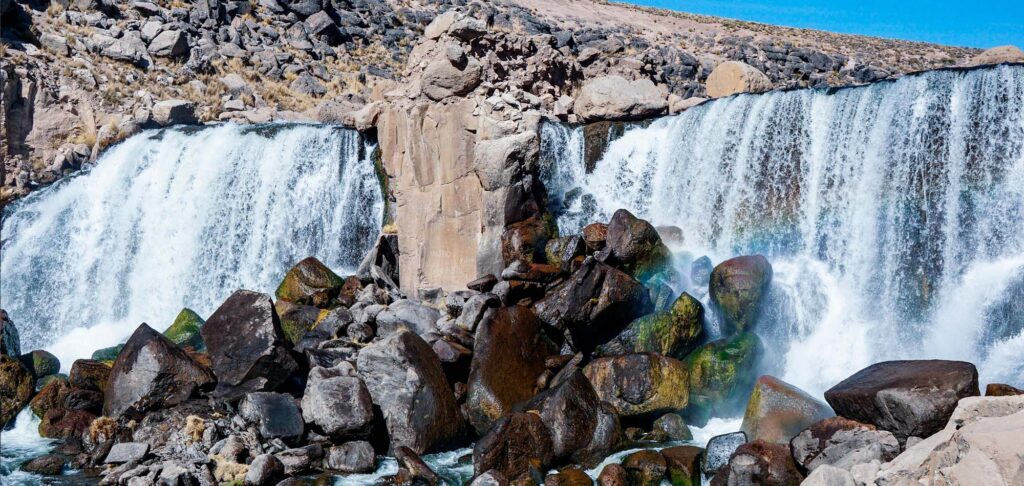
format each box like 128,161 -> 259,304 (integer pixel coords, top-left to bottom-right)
467,305 -> 557,434
30,376 -> 70,418
500,214 -> 556,266
395,446 -> 441,485
0,355 -> 33,425
105,442 -> 149,464
151,100 -> 198,126
709,255 -> 773,335
39,407 -> 95,439
301,367 -> 374,438
597,464 -> 628,486
164,308 -> 204,351
652,413 -> 692,441
622,449 -> 667,486
244,454 -> 284,485
967,45 -> 1024,66
290,72 -> 327,97
104,323 -> 214,419
583,353 -> 689,421
274,300 -> 322,347
323,441 -> 375,473
523,371 -> 620,467
604,209 -> 673,282
597,292 -> 704,360
21,454 -> 65,475
684,333 -> 762,423
357,329 -> 463,453
703,432 -> 747,476
275,257 -> 344,306
239,392 -> 304,440
201,290 -> 299,399
710,440 -> 803,486
275,444 -> 323,475
545,236 -> 586,270
705,61 -> 773,98
824,360 -> 979,441
69,359 -> 110,392
473,412 -> 554,480
148,30 -> 188,57
467,275 -> 499,293
739,375 -> 833,444
471,469 -> 510,486
534,258 -> 653,354
421,55 -> 483,101
582,223 -> 608,251
573,75 -> 668,122
448,16 -> 487,41
283,0 -> 321,17
789,416 -> 898,472
375,299 -> 442,337
801,464 -> 856,486
661,446 -> 702,486
0,310 -> 20,356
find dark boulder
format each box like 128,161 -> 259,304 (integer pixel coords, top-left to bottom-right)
275,444 -> 324,475
30,375 -> 70,418
395,446 -> 441,485
275,256 -> 345,307
301,366 -> 374,439
522,371 -> 621,467
581,223 -> 608,251
201,290 -> 299,399
356,328 -> 464,454
621,449 -> 667,486
239,392 -> 304,440
21,454 -> 65,475
103,323 -> 215,419
501,214 -> 557,266
710,440 -> 803,486
468,274 -> 499,293
703,432 -> 747,476
583,353 -> 688,422
789,416 -> 898,473
534,258 -> 653,354
0,355 -> 33,425
740,375 -> 833,444
275,300 -> 323,347
652,413 -> 692,441
473,412 -> 554,480
545,467 -> 593,486
0,310 -> 20,356
69,359 -> 111,392
65,388 -> 103,414
597,292 -> 704,360
21,349 -> 60,378
662,445 -> 703,486
245,454 -> 285,486
604,209 -> 673,282
684,333 -> 762,424
823,360 -> 979,441
467,306 -> 557,434
597,463 -> 628,486
39,407 -> 95,439
709,255 -> 773,335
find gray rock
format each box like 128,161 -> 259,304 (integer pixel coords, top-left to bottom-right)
274,444 -> 323,475
151,100 -> 198,126
244,454 -> 284,486
283,0 -> 321,17
453,293 -> 498,331
220,73 -> 250,97
421,56 -> 482,101
448,16 -> 487,41
148,30 -> 188,57
323,441 -> 375,473
140,21 -> 163,42
375,299 -> 442,337
802,464 -> 856,486
239,392 -> 304,440
300,369 -> 373,438
790,417 -> 898,472
105,442 -> 150,464
157,461 -> 194,485
39,33 -> 68,56
0,310 -> 20,356
289,72 -> 326,97
702,432 -> 747,476
573,75 -> 668,121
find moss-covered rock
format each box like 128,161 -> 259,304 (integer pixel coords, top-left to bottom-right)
662,445 -> 703,486
683,333 -> 763,425
36,373 -> 67,389
597,292 -> 705,360
709,255 -> 773,335
21,349 -> 60,378
605,209 -> 675,284
91,344 -> 125,364
275,256 -> 345,307
274,300 -> 323,347
163,308 -> 206,351
545,236 -> 585,269
583,353 -> 689,422
740,375 -> 834,444
30,375 -> 70,418
0,355 -> 34,425
68,359 -> 111,393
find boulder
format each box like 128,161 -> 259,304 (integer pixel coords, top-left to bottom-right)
534,258 -> 653,354
583,353 -> 689,421
275,444 -> 323,475
471,470 -> 510,486
273,300 -> 321,347
356,329 -> 463,454
545,467 -> 592,486
151,100 -> 198,126
597,292 -> 704,360
376,299 -> 442,337
104,323 -> 215,419
0,310 -> 20,356
0,355 -> 33,425
710,440 -> 803,486
604,209 -> 673,282
290,73 -> 327,97
92,344 -> 124,364
823,360 -> 979,441
239,392 -> 304,440
652,412 -> 692,441
421,55 -> 483,101
582,223 -> 608,251
105,442 -> 149,464
967,45 -> 1024,66
395,446 -> 441,485
501,214 -> 556,266
39,407 -> 95,439
573,75 -> 668,122
323,441 -> 375,473
691,256 -> 713,288
164,308 -> 205,351
684,333 -> 763,423
545,236 -> 586,270
467,306 -> 557,434
661,445 -> 702,486
21,454 -> 65,475
709,255 -> 773,335
69,359 -> 110,392
148,30 -> 188,57
739,375 -> 833,444
201,290 -> 299,399
23,349 -> 60,377
789,416 -> 898,473
301,368 -> 374,438
597,464 -> 628,486
703,432 -> 747,476
30,376 -> 70,418
622,449 -> 667,486
275,257 -> 344,307
283,0 -> 322,16
705,61 -> 773,98
473,412 -> 554,480
986,383 -> 1024,396
522,371 -> 621,467
245,454 -> 285,485
801,464 -> 856,486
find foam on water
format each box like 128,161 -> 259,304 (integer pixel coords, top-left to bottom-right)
0,409 -> 59,484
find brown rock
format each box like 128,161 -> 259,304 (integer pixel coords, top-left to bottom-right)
789,416 -> 898,473
39,407 -> 96,439
986,383 -> 1024,396
522,371 -> 621,468
740,375 -> 834,444
596,463 -> 628,486
662,446 -> 703,486
581,223 -> 608,251
705,61 -> 773,98
275,256 -> 344,307
621,449 -> 667,486
583,353 -> 688,420
0,355 -> 33,425
501,214 -> 556,266
473,412 -> 554,480
967,45 -> 1024,66
30,375 -> 70,418
545,468 -> 592,486
573,75 -> 668,122
69,359 -> 111,392
711,440 -> 803,486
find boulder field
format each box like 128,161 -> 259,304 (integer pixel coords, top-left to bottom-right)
2,205 -> 1021,485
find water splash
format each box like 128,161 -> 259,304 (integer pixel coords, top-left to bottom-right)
0,409 -> 58,484
0,123 -> 383,368
542,65 -> 1024,394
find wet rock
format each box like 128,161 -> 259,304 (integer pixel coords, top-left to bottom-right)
691,256 -> 713,288
39,407 -> 95,439
534,258 -> 653,354
709,255 -> 773,335
301,367 -> 374,438
274,300 -> 322,347
545,467 -> 592,486
201,290 -> 299,399
986,383 -> 1024,396
581,223 -> 608,251
92,344 -> 124,364
396,446 -> 441,485
376,299 -> 442,337
653,413 -> 692,441
823,360 -> 979,441
604,209 -> 673,282
467,306 -> 557,434
152,100 -> 198,126
0,310 -> 20,356
583,353 -> 688,421
710,440 -> 803,486
275,444 -> 323,475
621,449 -> 667,486
105,442 -> 149,464
104,323 -> 214,419
1,355 -> 34,425
471,469 -> 509,486
357,328 -> 463,453
789,416 -> 898,473
473,412 -> 554,480
69,359 -> 111,392
66,388 -> 103,414
523,371 -> 620,467
323,441 -> 375,473
597,292 -> 704,360
22,454 -> 65,475
275,257 -> 345,307
545,236 -> 586,270
468,275 -> 498,292
22,349 -> 60,378
705,61 -> 773,98
245,453 -> 284,485
239,392 -> 304,440
164,308 -> 205,351
421,55 -> 483,101
740,375 -> 833,444
596,463 -> 627,486
703,432 -> 747,476
661,445 -> 702,486
30,375 -> 70,418
684,333 -> 762,424
574,75 -> 668,122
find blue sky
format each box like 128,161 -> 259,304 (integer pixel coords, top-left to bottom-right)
623,1 -> 1024,48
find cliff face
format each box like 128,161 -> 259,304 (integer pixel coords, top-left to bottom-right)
0,0 -> 1001,294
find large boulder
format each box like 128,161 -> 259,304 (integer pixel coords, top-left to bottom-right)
709,255 -> 773,335
163,308 -> 205,351
148,30 -> 188,57
501,213 -> 557,266
622,449 -> 667,486
39,408 -> 95,439
597,292 -> 704,360
522,371 -> 621,467
0,355 -> 33,425
467,306 -> 557,434
705,61 -> 773,98
790,416 -> 898,473
703,432 -> 747,476
356,329 -> 463,454
301,366 -> 374,439
710,440 -> 803,486
573,75 -> 668,122
375,299 -> 442,337
740,375 -> 833,444
151,100 -> 198,126
421,54 -> 483,101
104,323 -> 214,419
661,445 -> 703,486
275,257 -> 344,307
604,209 -> 673,282
684,333 -> 763,424
22,349 -> 60,378
583,353 -> 689,421
967,45 -> 1024,66
823,360 -> 979,441
274,300 -> 322,347
323,441 -> 375,473
534,258 -> 653,354
30,376 -> 70,418
473,411 -> 554,480
0,310 -> 21,356
201,290 -> 299,399
239,392 -> 304,440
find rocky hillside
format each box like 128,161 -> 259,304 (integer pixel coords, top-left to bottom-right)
0,0 -> 989,203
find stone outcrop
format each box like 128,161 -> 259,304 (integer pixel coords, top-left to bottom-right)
705,61 -> 773,98
573,75 -> 668,121
967,45 -> 1024,66
790,416 -> 899,473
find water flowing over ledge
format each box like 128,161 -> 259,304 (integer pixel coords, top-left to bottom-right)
0,123 -> 384,367
541,64 -> 1024,394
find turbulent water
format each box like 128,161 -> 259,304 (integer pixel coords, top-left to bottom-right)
0,123 -> 383,368
541,64 -> 1024,394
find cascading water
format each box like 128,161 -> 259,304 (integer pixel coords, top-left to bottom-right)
541,64 -> 1024,395
0,123 -> 383,368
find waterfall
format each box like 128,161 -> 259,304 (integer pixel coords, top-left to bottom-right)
541,64 -> 1024,394
0,123 -> 383,367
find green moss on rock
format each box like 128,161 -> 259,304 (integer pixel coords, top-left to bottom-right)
164,308 -> 205,351
275,256 -> 345,307
683,332 -> 763,424
91,344 -> 125,364
597,292 -> 705,360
